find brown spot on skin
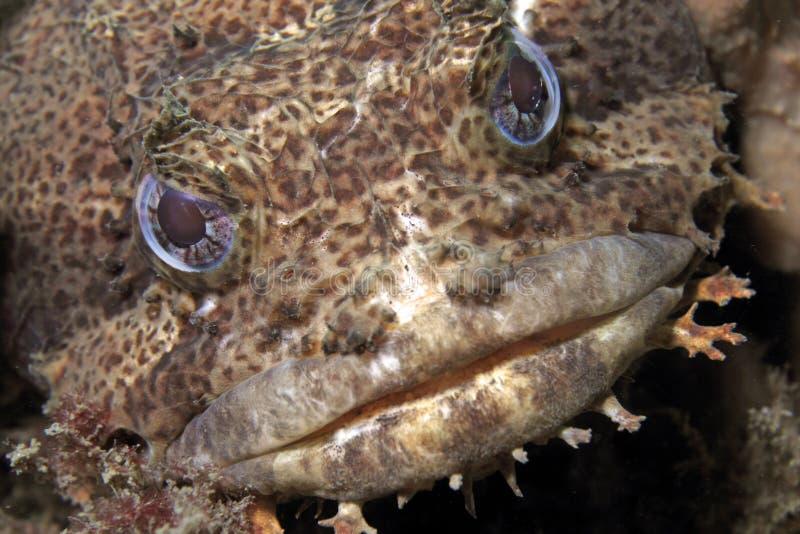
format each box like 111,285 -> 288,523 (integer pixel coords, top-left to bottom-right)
457,118 -> 471,145
647,126 -> 663,143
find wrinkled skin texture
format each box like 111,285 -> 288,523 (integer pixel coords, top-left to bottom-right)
1,0 -> 746,528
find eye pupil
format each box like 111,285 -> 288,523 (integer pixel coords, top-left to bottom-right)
508,55 -> 545,114
157,189 -> 206,247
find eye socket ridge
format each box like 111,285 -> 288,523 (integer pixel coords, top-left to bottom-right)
135,173 -> 234,273
490,27 -> 562,147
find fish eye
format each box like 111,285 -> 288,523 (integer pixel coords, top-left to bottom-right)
135,173 -> 234,272
490,28 -> 562,148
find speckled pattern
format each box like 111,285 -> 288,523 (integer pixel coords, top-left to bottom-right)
1,0 -> 747,526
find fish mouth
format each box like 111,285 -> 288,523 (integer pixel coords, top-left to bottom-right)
166,232 -> 696,500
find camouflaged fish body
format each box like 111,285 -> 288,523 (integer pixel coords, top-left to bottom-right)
0,0 -> 752,529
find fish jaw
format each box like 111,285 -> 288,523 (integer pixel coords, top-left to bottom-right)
166,231 -> 696,500
219,284 -> 682,502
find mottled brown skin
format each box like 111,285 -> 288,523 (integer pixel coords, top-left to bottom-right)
1,0 -> 742,527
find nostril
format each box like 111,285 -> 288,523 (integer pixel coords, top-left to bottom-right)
104,428 -> 149,456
